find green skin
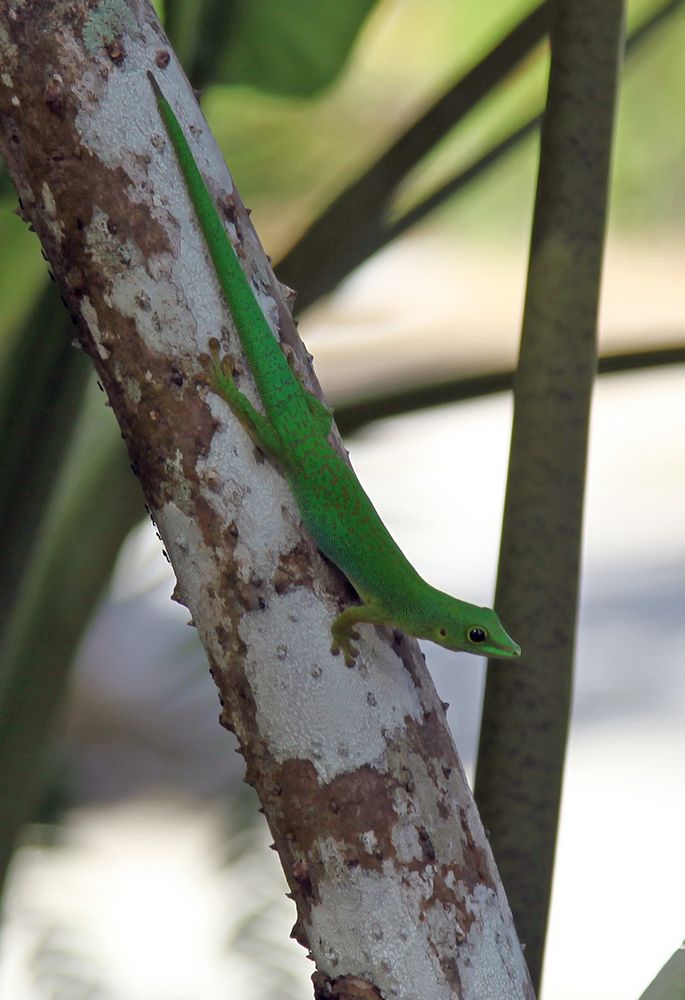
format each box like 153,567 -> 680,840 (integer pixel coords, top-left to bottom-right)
149,74 -> 521,666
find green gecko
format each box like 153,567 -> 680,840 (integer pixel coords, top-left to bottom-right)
148,73 -> 521,666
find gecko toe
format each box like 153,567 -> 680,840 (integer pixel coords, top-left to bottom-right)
200,339 -> 222,378
331,635 -> 359,667
344,644 -> 358,667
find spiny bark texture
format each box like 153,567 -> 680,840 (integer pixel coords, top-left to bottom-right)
0,3 -> 533,996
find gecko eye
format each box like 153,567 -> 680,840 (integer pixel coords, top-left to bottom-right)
438,627 -> 447,637
468,627 -> 487,644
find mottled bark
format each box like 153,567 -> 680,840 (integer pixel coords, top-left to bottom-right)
0,3 -> 533,996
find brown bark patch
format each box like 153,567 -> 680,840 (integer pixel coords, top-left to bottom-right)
313,972 -> 383,1000
273,537 -> 319,595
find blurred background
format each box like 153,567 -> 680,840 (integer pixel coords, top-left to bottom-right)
0,0 -> 683,997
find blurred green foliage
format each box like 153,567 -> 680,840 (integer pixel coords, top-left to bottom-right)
1,0 -> 682,333
0,200 -> 48,354
199,0 -> 684,251
614,3 -> 685,226
164,0 -> 377,94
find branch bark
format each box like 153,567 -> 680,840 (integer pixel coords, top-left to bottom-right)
0,3 -> 533,996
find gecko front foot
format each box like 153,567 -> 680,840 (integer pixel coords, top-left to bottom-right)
330,620 -> 361,667
202,337 -> 240,391
201,339 -> 282,458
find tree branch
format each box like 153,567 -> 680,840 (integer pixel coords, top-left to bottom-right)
474,0 -> 625,989
638,940 -> 685,1000
0,2 -> 533,995
333,342 -> 685,436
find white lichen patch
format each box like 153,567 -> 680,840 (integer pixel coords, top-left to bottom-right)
460,883 -> 530,1000
72,44 -> 297,583
0,23 -> 18,78
75,54 -> 220,205
309,865 -> 529,999
40,181 -> 64,243
80,297 -> 108,359
159,448 -> 195,509
359,830 -> 378,853
155,502 -> 224,626
241,589 -> 422,784
124,375 -> 142,405
82,0 -> 137,55
422,892 -> 464,952
196,391 -> 297,573
83,207 -> 209,360
86,208 -> 141,282
73,43 -> 279,369
384,741 -> 468,869
309,866 -> 446,1000
390,819 -> 426,865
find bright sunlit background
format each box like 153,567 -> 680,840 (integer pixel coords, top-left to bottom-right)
0,0 -> 683,997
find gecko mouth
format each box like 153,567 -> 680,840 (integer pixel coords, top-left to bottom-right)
490,642 -> 521,659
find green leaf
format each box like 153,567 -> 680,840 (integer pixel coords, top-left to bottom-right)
0,283 -> 91,625
179,0 -> 378,96
0,166 -> 14,200
0,380 -> 143,895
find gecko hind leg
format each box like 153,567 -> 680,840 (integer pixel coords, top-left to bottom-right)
282,344 -> 333,438
204,340 -> 282,457
330,602 -> 394,667
302,388 -> 334,438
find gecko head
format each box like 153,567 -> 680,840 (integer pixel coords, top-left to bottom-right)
424,595 -> 521,660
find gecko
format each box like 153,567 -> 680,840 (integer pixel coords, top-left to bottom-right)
148,72 -> 521,666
